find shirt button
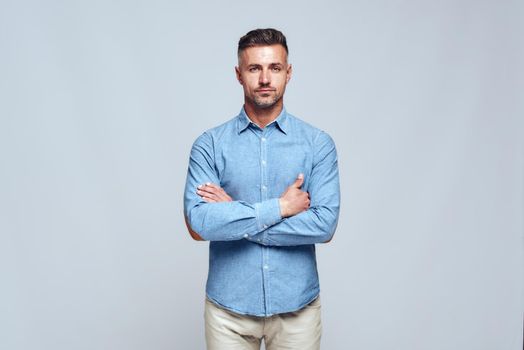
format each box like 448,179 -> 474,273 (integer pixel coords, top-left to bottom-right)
243,234 -> 248,238
261,160 -> 266,166
261,185 -> 267,191
263,224 -> 268,229
261,137 -> 266,142
263,265 -> 269,269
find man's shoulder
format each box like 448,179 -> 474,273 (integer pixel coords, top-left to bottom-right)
287,113 -> 320,131
205,115 -> 239,135
286,112 -> 334,141
192,115 -> 239,144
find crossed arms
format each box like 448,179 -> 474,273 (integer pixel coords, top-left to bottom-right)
183,131 -> 340,246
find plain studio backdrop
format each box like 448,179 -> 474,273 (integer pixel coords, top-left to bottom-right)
0,0 -> 522,349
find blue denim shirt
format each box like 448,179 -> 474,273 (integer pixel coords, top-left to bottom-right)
184,107 -> 340,316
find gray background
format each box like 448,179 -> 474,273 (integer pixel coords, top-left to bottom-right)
1,0 -> 522,349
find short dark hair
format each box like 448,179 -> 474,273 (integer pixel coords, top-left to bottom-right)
237,28 -> 288,56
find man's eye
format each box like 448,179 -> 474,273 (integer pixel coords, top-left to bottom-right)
249,67 -> 259,72
272,67 -> 281,72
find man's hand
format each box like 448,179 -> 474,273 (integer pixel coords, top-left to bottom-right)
197,183 -> 233,203
279,174 -> 310,218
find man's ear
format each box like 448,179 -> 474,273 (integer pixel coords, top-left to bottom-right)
235,66 -> 243,84
286,64 -> 293,83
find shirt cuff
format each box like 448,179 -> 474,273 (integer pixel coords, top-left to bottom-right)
254,198 -> 282,232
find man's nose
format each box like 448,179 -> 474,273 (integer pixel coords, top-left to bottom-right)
259,69 -> 270,85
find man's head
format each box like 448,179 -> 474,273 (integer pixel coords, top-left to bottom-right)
235,28 -> 292,111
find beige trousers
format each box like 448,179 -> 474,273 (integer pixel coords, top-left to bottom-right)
204,297 -> 322,350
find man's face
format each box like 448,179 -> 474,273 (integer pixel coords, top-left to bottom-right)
235,45 -> 292,110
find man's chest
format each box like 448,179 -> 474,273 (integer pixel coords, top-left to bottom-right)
214,134 -> 314,202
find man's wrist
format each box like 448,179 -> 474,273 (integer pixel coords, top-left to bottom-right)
279,198 -> 289,218
254,198 -> 283,231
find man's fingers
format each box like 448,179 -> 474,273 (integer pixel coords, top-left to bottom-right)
197,184 -> 232,202
198,184 -> 223,195
199,185 -> 224,197
204,183 -> 221,190
292,173 -> 304,188
197,188 -> 219,201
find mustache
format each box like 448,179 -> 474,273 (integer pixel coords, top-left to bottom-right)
255,87 -> 276,92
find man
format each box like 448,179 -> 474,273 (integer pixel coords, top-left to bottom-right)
183,28 -> 340,350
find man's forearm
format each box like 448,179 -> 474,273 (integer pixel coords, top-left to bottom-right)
184,198 -> 282,241
248,204 -> 339,246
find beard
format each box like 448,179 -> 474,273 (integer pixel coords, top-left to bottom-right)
252,92 -> 282,109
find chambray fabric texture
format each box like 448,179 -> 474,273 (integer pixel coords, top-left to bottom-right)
183,107 -> 340,316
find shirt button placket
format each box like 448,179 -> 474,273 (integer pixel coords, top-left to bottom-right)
260,136 -> 267,200
260,133 -> 270,314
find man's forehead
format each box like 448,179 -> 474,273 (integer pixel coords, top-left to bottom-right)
238,45 -> 288,64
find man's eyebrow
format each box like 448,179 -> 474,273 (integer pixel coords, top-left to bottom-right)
246,63 -> 284,68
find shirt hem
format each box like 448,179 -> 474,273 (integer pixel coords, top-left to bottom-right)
205,292 -> 320,317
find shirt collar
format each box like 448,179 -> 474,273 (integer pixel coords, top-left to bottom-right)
237,106 -> 289,135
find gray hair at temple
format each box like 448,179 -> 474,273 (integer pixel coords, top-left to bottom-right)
237,28 -> 289,57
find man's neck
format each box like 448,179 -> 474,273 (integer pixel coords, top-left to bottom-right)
244,101 -> 283,129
